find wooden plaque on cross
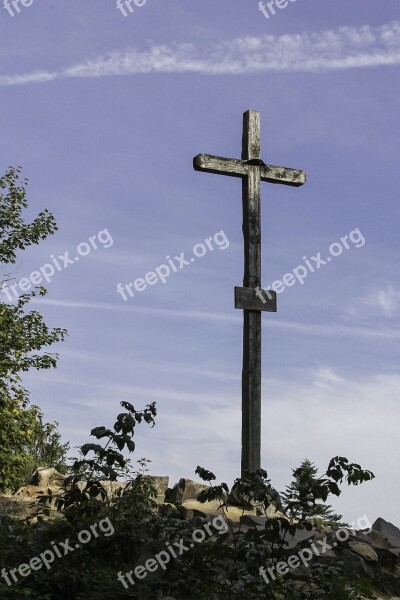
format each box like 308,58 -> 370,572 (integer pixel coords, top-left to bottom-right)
193,110 -> 306,477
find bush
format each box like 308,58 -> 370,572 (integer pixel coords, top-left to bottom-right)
0,400 -> 382,600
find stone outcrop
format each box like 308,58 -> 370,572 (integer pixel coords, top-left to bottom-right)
157,480 -> 400,591
149,476 -> 169,497
28,467 -> 65,487
2,472 -> 400,593
348,540 -> 379,562
373,518 -> 400,553
161,477 -> 285,522
6,472 -> 169,521
164,478 -> 208,504
0,493 -> 35,522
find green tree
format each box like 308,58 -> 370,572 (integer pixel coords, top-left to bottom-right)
0,166 -> 67,491
28,413 -> 70,475
282,458 -> 344,525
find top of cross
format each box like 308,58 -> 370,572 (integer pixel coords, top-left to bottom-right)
194,110 -> 306,187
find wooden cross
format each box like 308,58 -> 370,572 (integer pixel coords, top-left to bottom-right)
193,110 -> 306,477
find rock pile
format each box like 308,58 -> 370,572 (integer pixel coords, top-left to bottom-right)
158,478 -> 400,597
1,470 -> 399,596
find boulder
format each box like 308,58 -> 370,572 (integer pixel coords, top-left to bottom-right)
340,548 -> 375,579
265,503 -> 285,518
282,527 -> 316,549
14,485 -> 61,499
148,476 -> 169,497
67,480 -> 127,499
0,495 -> 26,523
180,500 -> 223,519
310,537 -> 337,564
28,468 -> 64,487
98,481 -> 127,499
240,511 -> 288,530
348,541 -> 378,562
164,479 -> 209,504
1,492 -> 59,521
372,518 -> 400,550
179,499 -> 257,523
362,530 -> 390,550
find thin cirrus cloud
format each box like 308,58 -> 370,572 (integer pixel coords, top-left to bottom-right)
344,285 -> 400,320
32,298 -> 400,340
365,286 -> 400,316
0,21 -> 399,87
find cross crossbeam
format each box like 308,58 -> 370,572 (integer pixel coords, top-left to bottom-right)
193,110 -> 306,477
194,154 -> 306,187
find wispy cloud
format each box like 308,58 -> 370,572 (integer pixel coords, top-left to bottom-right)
31,297 -> 240,323
1,22 -> 399,86
32,297 -> 400,339
365,285 -> 400,316
345,284 -> 400,319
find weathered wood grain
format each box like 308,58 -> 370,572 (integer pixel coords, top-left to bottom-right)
193,154 -> 306,187
241,110 -> 262,476
193,154 -> 247,178
235,287 -> 277,312
260,164 -> 306,187
242,110 -> 260,161
193,109 -> 306,478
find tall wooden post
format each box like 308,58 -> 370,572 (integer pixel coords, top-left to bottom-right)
193,110 -> 306,477
241,111 -> 262,475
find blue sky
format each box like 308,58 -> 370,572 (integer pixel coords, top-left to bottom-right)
1,1 -> 399,525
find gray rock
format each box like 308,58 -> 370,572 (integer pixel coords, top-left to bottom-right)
239,510 -> 287,530
368,529 -> 392,550
179,500 -> 213,519
14,485 -> 61,499
28,468 -> 64,487
164,478 -> 209,504
240,515 -> 268,528
348,541 -> 378,562
179,499 -> 256,523
99,477 -> 168,500
310,541 -> 337,564
372,518 -> 400,550
148,476 -> 169,497
99,481 -> 127,499
340,549 -> 375,579
283,527 -> 316,549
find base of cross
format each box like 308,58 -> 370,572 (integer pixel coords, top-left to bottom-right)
234,287 -> 277,312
